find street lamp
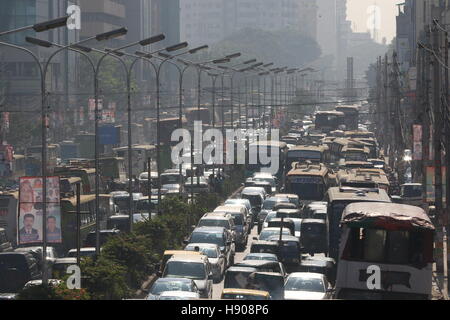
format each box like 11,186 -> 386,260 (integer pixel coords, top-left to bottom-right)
0,15 -> 70,36
177,54 -> 241,198
1,27 -> 127,285
114,44 -> 209,204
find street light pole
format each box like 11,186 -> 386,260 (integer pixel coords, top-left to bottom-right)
0,27 -> 125,285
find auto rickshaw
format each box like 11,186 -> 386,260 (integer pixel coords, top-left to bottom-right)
250,240 -> 280,256
221,288 -> 271,300
224,266 -> 259,289
267,218 -> 296,236
267,235 -> 301,269
300,219 -> 328,255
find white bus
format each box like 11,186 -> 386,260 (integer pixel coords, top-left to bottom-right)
335,202 -> 435,300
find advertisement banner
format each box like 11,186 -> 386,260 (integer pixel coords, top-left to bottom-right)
425,166 -> 447,203
99,124 -> 119,145
412,124 -> 422,160
18,176 -> 62,245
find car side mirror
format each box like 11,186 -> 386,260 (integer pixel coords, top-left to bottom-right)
208,273 -> 213,280
226,241 -> 232,246
157,271 -> 162,277
253,236 -> 258,240
183,239 -> 189,245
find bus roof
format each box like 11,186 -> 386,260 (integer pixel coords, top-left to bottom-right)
249,140 -> 287,148
341,202 -> 434,230
327,187 -> 391,202
337,169 -> 389,186
288,145 -> 326,152
61,194 -> 96,207
113,144 -> 155,152
315,111 -> 345,116
335,105 -> 359,112
287,162 -> 328,177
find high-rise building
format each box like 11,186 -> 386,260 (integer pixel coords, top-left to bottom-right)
0,0 -> 74,104
180,0 -> 316,47
316,0 -> 351,80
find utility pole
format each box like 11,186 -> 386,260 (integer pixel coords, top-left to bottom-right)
422,28 -> 431,212
432,23 -> 444,276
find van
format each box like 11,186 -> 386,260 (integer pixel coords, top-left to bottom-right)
214,206 -> 249,250
0,252 -> 41,293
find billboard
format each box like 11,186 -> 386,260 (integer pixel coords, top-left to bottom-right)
18,177 -> 62,245
425,166 -> 447,203
412,124 -> 422,160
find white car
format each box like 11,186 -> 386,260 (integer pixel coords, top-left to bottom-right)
158,291 -> 200,300
284,272 -> 331,300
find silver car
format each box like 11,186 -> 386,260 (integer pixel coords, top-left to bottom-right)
184,243 -> 226,283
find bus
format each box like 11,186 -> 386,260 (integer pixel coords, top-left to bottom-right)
335,105 -> 359,131
341,146 -> 369,162
0,192 -> 19,246
247,141 -> 288,179
12,154 -> 26,180
336,169 -> 390,193
113,145 -> 156,178
325,187 -> 391,261
286,145 -> 329,170
88,157 -> 126,184
314,111 -> 345,133
25,144 -> 59,175
344,131 -> 375,140
185,107 -> 211,125
335,202 -> 434,300
60,193 -> 113,253
54,166 -> 97,194
285,162 -> 330,202
0,191 -> 114,254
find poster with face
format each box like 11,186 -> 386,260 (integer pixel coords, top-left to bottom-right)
18,177 -> 61,245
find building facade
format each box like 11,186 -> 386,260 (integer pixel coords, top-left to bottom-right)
180,0 -> 317,47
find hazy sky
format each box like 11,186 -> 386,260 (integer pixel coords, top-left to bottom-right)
347,0 -> 399,44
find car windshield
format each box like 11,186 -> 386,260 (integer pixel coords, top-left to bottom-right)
285,277 -> 324,292
242,194 -> 262,207
301,224 -> 325,234
230,214 -> 244,225
185,246 -> 218,258
262,199 -> 278,210
402,185 -> 422,198
259,229 -> 291,241
151,280 -> 193,295
225,200 -> 250,211
161,175 -> 179,185
264,212 -> 277,222
198,219 -> 229,229
253,178 -> 276,187
244,255 -> 278,262
163,261 -> 206,280
113,197 -> 129,210
190,232 -> 225,246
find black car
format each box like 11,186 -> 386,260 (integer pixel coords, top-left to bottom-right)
0,252 -> 41,293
